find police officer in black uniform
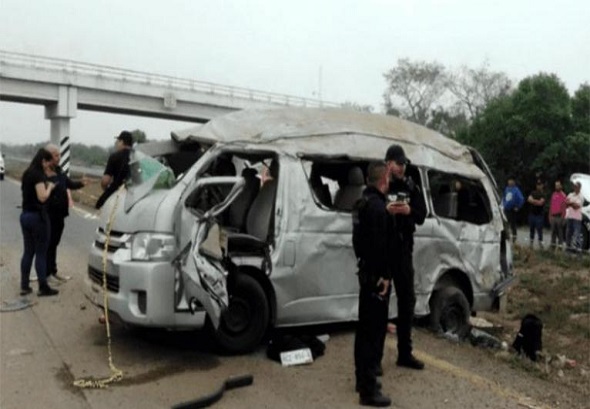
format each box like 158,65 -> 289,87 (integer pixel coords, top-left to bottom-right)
385,144 -> 426,370
96,131 -> 133,209
353,161 -> 393,407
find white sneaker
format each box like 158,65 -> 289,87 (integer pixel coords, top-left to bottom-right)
53,273 -> 71,282
47,275 -> 62,286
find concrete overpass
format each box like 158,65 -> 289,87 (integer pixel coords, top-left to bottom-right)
0,50 -> 338,144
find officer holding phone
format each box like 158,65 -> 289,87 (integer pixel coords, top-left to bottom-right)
385,144 -> 427,371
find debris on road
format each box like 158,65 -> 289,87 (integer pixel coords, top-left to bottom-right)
0,298 -> 37,312
469,328 -> 504,349
171,374 -> 254,409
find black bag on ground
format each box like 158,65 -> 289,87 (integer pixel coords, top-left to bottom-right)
512,314 -> 543,361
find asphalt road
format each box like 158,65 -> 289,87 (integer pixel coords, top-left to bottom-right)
0,178 -> 586,409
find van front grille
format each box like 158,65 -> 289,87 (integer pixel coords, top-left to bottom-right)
94,227 -> 129,254
88,266 -> 119,293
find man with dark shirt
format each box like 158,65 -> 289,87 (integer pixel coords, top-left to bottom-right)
385,144 -> 427,371
352,161 -> 392,407
45,144 -> 88,282
527,180 -> 546,249
95,131 -> 133,209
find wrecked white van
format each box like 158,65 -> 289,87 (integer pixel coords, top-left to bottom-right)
85,108 -> 514,353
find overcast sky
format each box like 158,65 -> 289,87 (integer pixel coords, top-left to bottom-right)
1,0 -> 588,147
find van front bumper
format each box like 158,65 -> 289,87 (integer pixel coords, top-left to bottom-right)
85,246 -> 206,329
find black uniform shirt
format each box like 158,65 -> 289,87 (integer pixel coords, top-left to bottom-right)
387,176 -> 427,248
104,149 -> 131,190
353,186 -> 391,280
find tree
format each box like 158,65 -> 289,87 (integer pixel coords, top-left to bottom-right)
457,73 -> 584,195
571,83 -> 590,134
427,105 -> 469,138
383,59 -> 448,126
446,61 -> 512,118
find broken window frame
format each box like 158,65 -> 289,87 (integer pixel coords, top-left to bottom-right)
427,169 -> 493,225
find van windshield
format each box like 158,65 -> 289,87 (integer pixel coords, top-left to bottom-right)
128,150 -> 176,190
127,139 -> 206,190
123,141 -> 208,210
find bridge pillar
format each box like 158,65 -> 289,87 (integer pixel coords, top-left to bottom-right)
45,86 -> 77,145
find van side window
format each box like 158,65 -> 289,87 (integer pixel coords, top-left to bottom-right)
428,171 -> 492,224
301,159 -> 368,212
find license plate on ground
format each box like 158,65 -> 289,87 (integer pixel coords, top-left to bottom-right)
280,348 -> 313,367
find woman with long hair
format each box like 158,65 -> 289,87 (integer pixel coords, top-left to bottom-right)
19,148 -> 59,296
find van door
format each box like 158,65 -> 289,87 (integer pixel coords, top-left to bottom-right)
427,170 -> 499,285
178,176 -> 245,328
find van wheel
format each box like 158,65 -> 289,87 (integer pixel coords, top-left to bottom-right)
429,286 -> 471,339
214,274 -> 269,354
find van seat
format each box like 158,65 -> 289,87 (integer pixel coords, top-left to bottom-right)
334,167 -> 365,211
228,168 -> 260,231
227,164 -> 278,256
434,191 -> 458,219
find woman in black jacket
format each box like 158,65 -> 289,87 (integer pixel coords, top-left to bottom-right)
19,148 -> 59,296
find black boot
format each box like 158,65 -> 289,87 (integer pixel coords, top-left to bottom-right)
396,355 -> 424,370
38,284 -> 59,297
360,392 -> 391,407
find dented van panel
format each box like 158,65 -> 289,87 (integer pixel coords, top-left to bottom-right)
85,107 -> 513,352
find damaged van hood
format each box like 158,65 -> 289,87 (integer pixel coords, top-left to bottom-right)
99,188 -> 174,233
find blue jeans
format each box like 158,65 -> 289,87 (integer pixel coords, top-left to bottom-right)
565,219 -> 582,250
20,211 -> 50,289
528,214 -> 544,243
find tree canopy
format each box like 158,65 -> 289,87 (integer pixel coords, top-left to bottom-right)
383,59 -> 512,138
456,74 -> 589,195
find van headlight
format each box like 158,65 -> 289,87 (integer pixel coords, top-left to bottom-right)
130,233 -> 176,261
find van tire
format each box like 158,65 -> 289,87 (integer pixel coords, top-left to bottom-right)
429,286 -> 471,339
214,274 -> 269,354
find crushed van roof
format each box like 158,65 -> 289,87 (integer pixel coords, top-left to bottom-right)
176,107 -> 481,176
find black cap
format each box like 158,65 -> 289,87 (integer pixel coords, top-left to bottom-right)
385,144 -> 410,165
115,131 -> 133,147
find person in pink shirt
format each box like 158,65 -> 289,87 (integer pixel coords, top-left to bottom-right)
565,181 -> 584,252
549,180 -> 567,250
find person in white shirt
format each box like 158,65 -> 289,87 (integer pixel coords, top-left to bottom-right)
564,181 -> 584,252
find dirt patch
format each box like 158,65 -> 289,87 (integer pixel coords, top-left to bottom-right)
480,244 -> 590,396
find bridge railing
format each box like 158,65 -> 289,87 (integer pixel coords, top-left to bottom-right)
0,50 -> 340,108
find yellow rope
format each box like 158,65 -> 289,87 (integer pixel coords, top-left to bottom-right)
73,186 -> 124,389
